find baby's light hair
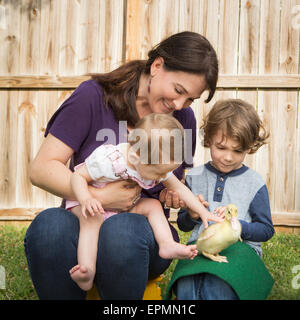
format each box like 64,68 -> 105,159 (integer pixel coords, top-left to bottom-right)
201,99 -> 269,154
128,113 -> 185,164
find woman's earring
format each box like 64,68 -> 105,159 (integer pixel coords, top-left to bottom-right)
148,76 -> 152,94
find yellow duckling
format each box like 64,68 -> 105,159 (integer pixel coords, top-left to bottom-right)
196,204 -> 242,263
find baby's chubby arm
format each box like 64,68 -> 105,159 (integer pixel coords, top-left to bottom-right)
162,174 -> 223,228
71,164 -> 104,218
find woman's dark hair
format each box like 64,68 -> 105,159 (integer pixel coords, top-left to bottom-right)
92,31 -> 218,127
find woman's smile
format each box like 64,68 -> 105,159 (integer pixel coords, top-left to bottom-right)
162,99 -> 174,113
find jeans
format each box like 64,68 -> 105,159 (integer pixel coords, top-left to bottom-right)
175,273 -> 239,300
24,208 -> 172,300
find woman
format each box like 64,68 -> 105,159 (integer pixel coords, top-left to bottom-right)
25,31 -> 219,299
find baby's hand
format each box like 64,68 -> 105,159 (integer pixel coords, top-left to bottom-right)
81,198 -> 104,218
200,208 -> 224,229
214,206 -> 226,219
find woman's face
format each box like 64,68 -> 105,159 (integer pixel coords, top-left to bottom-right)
142,58 -> 207,116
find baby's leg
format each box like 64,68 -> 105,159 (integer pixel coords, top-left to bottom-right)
130,199 -> 197,260
69,206 -> 103,291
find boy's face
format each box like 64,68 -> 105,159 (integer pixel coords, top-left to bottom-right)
209,130 -> 249,173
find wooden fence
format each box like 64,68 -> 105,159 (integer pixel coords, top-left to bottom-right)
0,0 -> 299,231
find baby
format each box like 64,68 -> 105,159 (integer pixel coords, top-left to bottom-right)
67,113 -> 223,291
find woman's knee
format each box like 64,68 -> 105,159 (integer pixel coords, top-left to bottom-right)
25,208 -> 79,250
98,213 -> 155,264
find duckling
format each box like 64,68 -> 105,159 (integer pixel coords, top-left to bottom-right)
196,204 -> 242,263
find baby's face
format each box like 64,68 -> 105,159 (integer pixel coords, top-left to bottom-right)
136,162 -> 179,182
209,130 -> 249,173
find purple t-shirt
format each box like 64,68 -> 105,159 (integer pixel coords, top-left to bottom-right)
45,79 -> 197,215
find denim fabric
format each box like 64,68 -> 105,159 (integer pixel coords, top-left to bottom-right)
24,208 -> 171,300
175,273 -> 239,300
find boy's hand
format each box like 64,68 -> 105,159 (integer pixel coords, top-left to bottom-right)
81,198 -> 104,219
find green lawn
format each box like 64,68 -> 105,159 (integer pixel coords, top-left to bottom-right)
0,225 -> 299,300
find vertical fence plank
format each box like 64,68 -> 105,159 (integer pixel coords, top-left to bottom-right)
296,90 -> 300,212
0,91 -> 18,208
126,0 -> 180,61
17,0 -> 42,207
218,0 -> 240,74
39,0 -> 60,75
239,0 -> 260,74
78,0 -> 101,74
279,0 -> 300,74
275,91 -> 298,212
125,0 -> 148,60
58,0 -> 80,75
0,1 -> 21,208
238,0 -> 261,170
276,0 -> 300,212
0,0 -> 21,75
257,0 -> 281,210
19,0 -> 41,75
97,0 -> 125,71
16,90 -> 37,207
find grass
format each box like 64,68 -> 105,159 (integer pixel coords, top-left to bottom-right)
0,226 -> 37,300
0,225 -> 299,300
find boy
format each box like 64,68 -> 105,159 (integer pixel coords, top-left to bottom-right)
174,99 -> 275,300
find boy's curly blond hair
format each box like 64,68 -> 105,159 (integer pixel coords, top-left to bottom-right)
201,99 -> 269,154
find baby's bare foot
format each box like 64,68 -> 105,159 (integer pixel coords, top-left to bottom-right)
69,264 -> 94,291
159,242 -> 198,260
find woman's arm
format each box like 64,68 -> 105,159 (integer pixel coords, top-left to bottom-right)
30,133 -> 141,211
30,134 -> 75,200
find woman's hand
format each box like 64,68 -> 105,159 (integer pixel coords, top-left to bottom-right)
89,180 -> 142,212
